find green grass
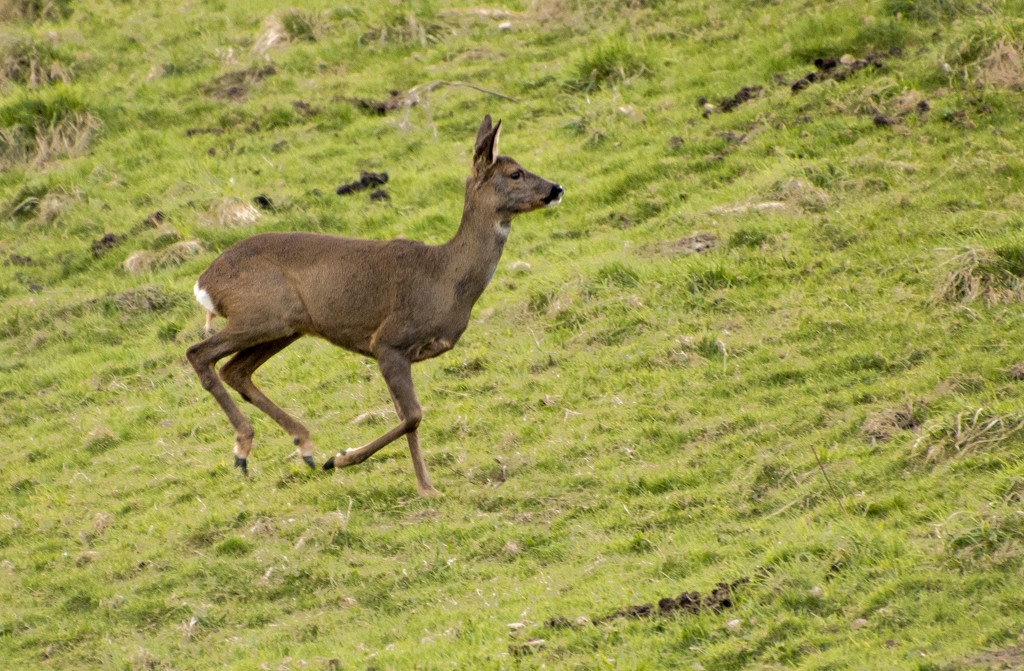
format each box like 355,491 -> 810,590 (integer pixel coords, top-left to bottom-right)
4,0 -> 1024,669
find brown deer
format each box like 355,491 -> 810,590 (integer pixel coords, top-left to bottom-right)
186,115 -> 562,496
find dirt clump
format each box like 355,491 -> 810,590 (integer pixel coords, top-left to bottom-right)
790,48 -> 901,94
253,194 -> 274,210
185,127 -> 224,137
1006,362 -> 1024,381
5,254 -> 34,266
90,233 -> 125,258
701,85 -> 762,116
369,189 -> 390,202
545,575 -> 755,631
292,100 -> 317,117
343,90 -> 406,115
133,211 -> 164,234
337,171 -> 389,196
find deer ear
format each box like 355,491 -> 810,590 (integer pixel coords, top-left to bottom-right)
474,114 -> 493,149
472,118 -> 501,176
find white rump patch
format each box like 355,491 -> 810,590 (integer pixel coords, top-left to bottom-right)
194,281 -> 217,315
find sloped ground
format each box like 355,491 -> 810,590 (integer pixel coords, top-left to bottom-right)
3,1 -> 1024,669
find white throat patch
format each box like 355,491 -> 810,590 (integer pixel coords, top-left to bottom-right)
496,221 -> 511,242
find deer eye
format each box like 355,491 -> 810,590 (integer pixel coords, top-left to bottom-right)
509,171 -> 522,180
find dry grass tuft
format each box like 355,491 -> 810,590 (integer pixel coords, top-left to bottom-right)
775,178 -> 830,212
253,9 -> 324,55
862,402 -> 921,441
37,190 -> 74,223
934,247 -> 1023,305
253,15 -> 287,55
197,197 -> 260,228
0,110 -> 100,168
0,33 -> 74,86
0,90 -> 101,168
979,39 -> 1024,90
123,240 -> 204,275
0,0 -> 72,22
361,10 -> 452,48
912,408 -> 1024,463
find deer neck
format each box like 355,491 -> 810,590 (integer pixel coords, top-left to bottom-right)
443,197 -> 511,307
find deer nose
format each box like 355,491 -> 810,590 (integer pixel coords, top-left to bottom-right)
544,184 -> 563,205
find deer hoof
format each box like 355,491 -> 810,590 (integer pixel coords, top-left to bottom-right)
322,456 -> 336,471
234,456 -> 248,476
302,455 -> 316,469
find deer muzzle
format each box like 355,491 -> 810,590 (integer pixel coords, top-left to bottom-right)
543,184 -> 564,207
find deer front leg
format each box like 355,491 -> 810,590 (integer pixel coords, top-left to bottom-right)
323,348 -> 440,497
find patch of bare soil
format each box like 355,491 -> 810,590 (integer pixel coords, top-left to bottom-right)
959,643 -> 1024,670
862,403 -> 921,441
1007,362 -> 1024,381
336,171 -> 389,196
203,63 -> 276,101
644,231 -> 719,257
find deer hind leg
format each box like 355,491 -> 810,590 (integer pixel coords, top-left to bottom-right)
187,329 -> 259,474
218,335 -> 318,470
187,323 -> 297,474
323,347 -> 439,497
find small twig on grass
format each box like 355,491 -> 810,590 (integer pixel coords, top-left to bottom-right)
399,80 -> 519,135
766,496 -> 801,518
339,496 -> 354,533
809,443 -> 847,515
526,327 -> 546,355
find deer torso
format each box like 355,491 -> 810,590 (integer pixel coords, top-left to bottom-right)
200,230 -> 506,362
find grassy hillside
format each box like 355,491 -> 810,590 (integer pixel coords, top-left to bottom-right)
4,0 -> 1024,668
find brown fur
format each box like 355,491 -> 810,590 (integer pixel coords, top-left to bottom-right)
186,115 -> 562,495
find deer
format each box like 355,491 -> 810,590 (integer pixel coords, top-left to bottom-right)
186,115 -> 563,496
